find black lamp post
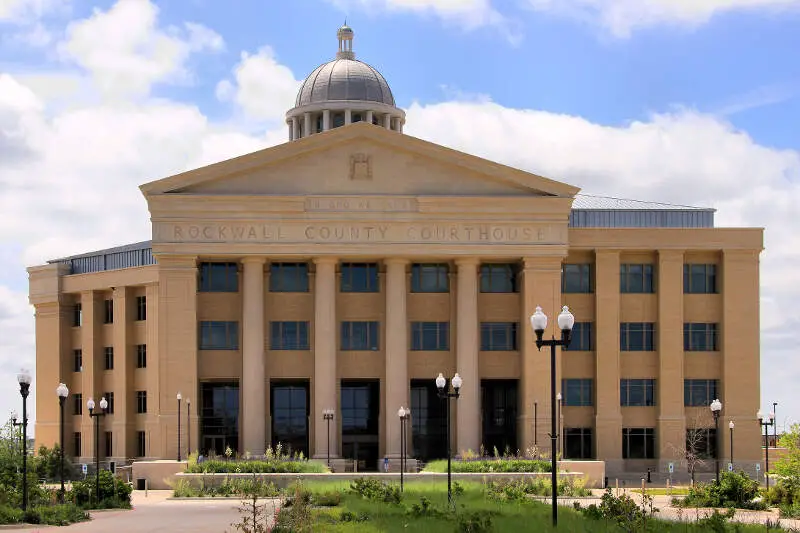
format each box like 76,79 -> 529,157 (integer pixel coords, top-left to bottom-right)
177,393 -> 182,462
87,397 -> 108,505
323,409 -> 335,469
17,369 -> 32,513
10,410 -> 22,447
534,400 -> 538,448
729,420 -> 734,468
187,398 -> 191,457
556,392 -> 563,458
773,402 -> 778,447
436,372 -> 462,508
710,399 -> 722,483
530,305 -> 575,528
56,383 -> 70,503
398,406 -> 410,492
757,409 -> 775,489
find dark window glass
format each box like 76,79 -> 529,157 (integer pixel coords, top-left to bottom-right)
341,321 -> 380,351
104,347 -> 114,370
686,428 -> 718,459
620,379 -> 656,407
684,379 -> 719,407
104,431 -> 112,458
620,323 -> 656,351
332,112 -> 345,128
684,264 -> 718,294
410,380 -> 447,461
74,432 -> 82,457
200,382 -> 239,456
104,299 -> 114,324
562,264 -> 592,293
480,322 -> 518,351
136,431 -> 146,457
136,344 -> 147,369
199,321 -> 240,350
198,262 -> 239,292
136,391 -> 147,414
270,321 -> 310,350
72,304 -> 82,327
684,323 -> 719,351
411,322 -> 450,350
622,428 -> 656,459
562,379 -> 593,406
411,264 -> 449,293
270,263 -> 309,292
271,382 -> 309,456
73,393 -> 83,415
341,381 -> 379,435
480,264 -> 518,293
104,392 -> 115,414
564,322 -> 593,351
620,264 -> 655,293
136,296 -> 147,321
73,349 -> 83,372
341,263 -> 379,292
565,428 -> 593,459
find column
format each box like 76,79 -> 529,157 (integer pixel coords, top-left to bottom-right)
292,117 -> 300,141
313,257 -> 338,459
366,110 -> 373,124
304,113 -> 312,137
80,290 -> 101,461
345,109 -> 352,125
112,286 -> 130,459
287,122 -> 293,141
323,110 -> 331,131
144,283 -> 160,459
657,251 -> 685,467
456,258 -> 480,454
384,259 -> 409,459
242,257 -> 267,455
383,114 -> 392,129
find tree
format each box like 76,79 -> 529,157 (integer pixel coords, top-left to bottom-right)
668,416 -> 711,486
773,423 -> 800,492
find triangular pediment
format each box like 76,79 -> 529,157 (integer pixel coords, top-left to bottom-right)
140,122 -> 579,198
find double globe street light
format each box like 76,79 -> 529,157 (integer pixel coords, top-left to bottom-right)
17,369 -> 32,513
397,407 -> 411,492
87,397 -> 108,505
709,398 -> 723,483
758,410 -> 776,489
56,383 -> 70,502
435,372 -> 462,508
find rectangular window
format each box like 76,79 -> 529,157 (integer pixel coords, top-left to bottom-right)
198,262 -> 239,292
269,263 -> 309,292
562,379 -> 593,406
411,263 -> 449,293
411,322 -> 450,351
104,299 -> 113,324
270,321 -> 310,350
104,347 -> 114,370
684,264 -> 718,294
73,393 -> 83,415
73,349 -> 83,372
104,392 -> 115,414
104,431 -> 112,457
562,264 -> 592,293
198,321 -> 239,350
480,264 -> 518,293
565,428 -> 593,459
136,431 -> 146,457
620,264 -> 655,293
340,321 -> 380,351
622,428 -> 656,459
341,263 -> 379,292
684,379 -> 719,407
686,428 -> 718,459
136,296 -> 146,321
479,322 -> 518,351
620,323 -> 656,351
136,344 -> 147,369
684,323 -> 719,351
72,303 -> 82,327
620,379 -> 656,407
136,391 -> 147,414
73,432 -> 81,457
564,322 -> 593,351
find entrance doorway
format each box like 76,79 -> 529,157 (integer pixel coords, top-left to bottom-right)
481,379 -> 518,456
341,380 -> 380,471
200,381 -> 239,456
270,381 -> 310,457
410,379 -> 447,461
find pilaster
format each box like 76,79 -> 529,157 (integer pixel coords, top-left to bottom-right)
384,258 -> 409,458
242,257 -> 267,455
144,282 -> 160,458
313,257 -> 338,459
80,290 -> 102,460
455,257 -> 480,454
112,286 -> 130,459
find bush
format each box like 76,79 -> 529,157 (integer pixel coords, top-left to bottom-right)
424,459 -> 551,473
349,478 -> 401,504
312,491 -> 342,507
677,471 -> 764,510
35,504 -> 90,526
578,488 -> 658,530
71,469 -> 133,509
0,504 -> 22,524
456,510 -> 494,533
486,477 -> 591,501
186,459 -> 327,474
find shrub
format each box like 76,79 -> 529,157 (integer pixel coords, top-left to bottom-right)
272,483 -> 313,532
408,496 -> 446,519
456,510 -> 494,533
677,471 -> 764,510
425,458 -> 550,473
486,477 -> 591,500
186,459 -> 327,474
0,504 -> 22,524
349,478 -> 401,504
312,491 -> 342,507
579,488 -> 658,530
71,469 -> 133,509
35,504 -> 90,526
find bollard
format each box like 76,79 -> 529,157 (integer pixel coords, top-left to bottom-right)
145,479 -> 148,498
647,468 -> 652,484
604,476 -> 608,489
667,478 -> 671,496
615,478 -> 619,497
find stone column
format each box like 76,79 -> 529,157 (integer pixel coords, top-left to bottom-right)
292,117 -> 300,141
145,283 -> 160,459
384,114 -> 392,129
345,109 -> 352,125
456,258 -> 480,454
384,259 -> 409,459
287,122 -> 293,141
112,286 -> 130,459
80,290 -> 101,461
242,257 -> 267,455
323,110 -> 331,131
313,257 -> 338,459
366,110 -> 373,124
304,113 -> 311,137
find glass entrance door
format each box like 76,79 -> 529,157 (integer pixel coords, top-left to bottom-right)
481,379 -> 518,456
200,382 -> 239,456
410,380 -> 447,461
271,381 -> 309,457
341,380 -> 380,471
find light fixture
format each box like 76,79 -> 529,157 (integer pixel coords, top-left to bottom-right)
56,383 -> 69,398
710,399 -> 722,413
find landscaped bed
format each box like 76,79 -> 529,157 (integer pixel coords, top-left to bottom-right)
423,458 -> 551,473
184,448 -> 328,474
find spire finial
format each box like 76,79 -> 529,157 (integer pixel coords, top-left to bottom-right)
337,23 -> 355,60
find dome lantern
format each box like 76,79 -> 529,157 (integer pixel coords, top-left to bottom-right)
337,23 -> 355,60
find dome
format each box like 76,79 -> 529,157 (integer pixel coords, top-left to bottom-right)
295,59 -> 395,107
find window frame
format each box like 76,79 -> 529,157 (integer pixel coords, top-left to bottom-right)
198,321 -> 240,350
270,321 -> 311,350
198,262 -> 239,293
564,427 -> 593,459
269,263 -> 310,293
622,427 -> 656,459
104,346 -> 114,370
135,296 -> 147,321
136,344 -> 147,369
136,391 -> 147,414
340,321 -> 380,351
620,322 -> 656,351
72,303 -> 82,327
683,379 -> 719,407
410,322 -> 450,351
73,349 -> 83,373
620,264 -> 655,293
562,378 -> 594,406
103,299 -> 114,324
340,263 -> 379,293
73,393 -> 83,416
620,379 -> 657,407
564,322 -> 593,351
479,322 -> 519,351
562,263 -> 593,293
683,323 -> 719,351
684,264 -> 718,294
480,263 -> 518,293
411,263 -> 449,293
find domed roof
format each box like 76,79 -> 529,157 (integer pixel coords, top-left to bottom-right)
295,59 -> 395,107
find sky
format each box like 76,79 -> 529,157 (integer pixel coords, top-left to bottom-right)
1,0 -> 799,438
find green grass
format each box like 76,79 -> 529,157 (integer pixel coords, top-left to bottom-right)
423,458 -> 550,473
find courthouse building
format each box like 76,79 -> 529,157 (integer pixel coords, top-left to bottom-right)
28,26 -> 763,475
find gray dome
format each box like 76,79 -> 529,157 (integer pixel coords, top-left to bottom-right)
295,59 -> 395,107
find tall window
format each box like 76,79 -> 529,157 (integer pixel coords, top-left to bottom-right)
620,379 -> 656,407
564,322 -> 593,351
562,379 -> 593,406
411,264 -> 449,293
73,393 -> 83,415
684,323 -> 719,351
104,431 -> 112,457
270,321 -> 310,350
620,264 -> 655,293
411,322 -> 449,350
684,264 -> 717,294
565,428 -> 593,459
562,264 -> 592,293
201,382 -> 239,455
198,262 -> 239,292
480,322 -> 518,351
136,344 -> 147,368
270,263 -> 309,292
136,391 -> 147,414
341,263 -> 379,292
73,349 -> 83,372
620,323 -> 656,351
104,347 -> 114,370
684,379 -> 719,407
103,299 -> 114,324
73,432 -> 81,457
480,264 -> 518,293
622,428 -> 656,459
687,428 -> 718,459
341,321 -> 379,351
136,296 -> 147,321
270,382 -> 309,456
103,392 -> 115,414
72,304 -> 82,327
199,321 -> 239,350
136,431 -> 146,457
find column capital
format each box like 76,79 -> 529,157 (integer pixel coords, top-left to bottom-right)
313,256 -> 338,266
521,256 -> 561,272
657,249 -> 684,261
384,257 -> 410,266
241,256 -> 267,265
155,254 -> 197,270
455,257 -> 480,268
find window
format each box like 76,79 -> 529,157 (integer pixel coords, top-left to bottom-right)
411,322 -> 450,351
104,299 -> 113,324
684,379 -> 719,407
73,393 -> 83,415
341,263 -> 379,292
199,262 -> 239,292
411,264 -> 449,293
270,321 -> 310,350
565,428 -> 593,459
136,344 -> 147,369
315,115 -> 323,133
73,349 -> 83,372
687,428 -> 718,459
136,391 -> 147,414
73,432 -> 81,457
270,382 -> 309,456
104,431 -> 112,458
136,296 -> 146,321
622,428 -> 656,459
480,322 -> 518,351
684,323 -> 719,351
621,379 -> 656,407
480,264 -> 518,293
199,321 -> 239,350
72,304 -> 82,327
136,431 -> 146,457
352,112 -> 363,123
620,323 -> 656,351
684,264 -> 717,294
562,379 -> 593,406
332,112 -> 345,128
564,322 -> 593,351
104,392 -> 115,414
270,263 -> 309,292
620,264 -> 655,293
562,264 -> 592,293
104,347 -> 114,370
341,321 -> 379,351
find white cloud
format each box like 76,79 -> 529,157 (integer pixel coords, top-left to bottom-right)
0,0 -> 69,23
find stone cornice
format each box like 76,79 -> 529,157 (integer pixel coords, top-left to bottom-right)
569,228 -> 764,251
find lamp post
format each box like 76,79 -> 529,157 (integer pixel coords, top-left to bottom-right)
530,305 -> 574,528
729,420 -> 734,468
435,372 -> 462,508
534,400 -> 538,448
398,407 -> 411,492
187,398 -> 191,457
87,397 -> 108,505
17,369 -> 32,513
10,410 -> 21,447
556,392 -> 563,458
757,410 -> 775,489
773,402 -> 778,447
177,393 -> 182,462
56,383 -> 70,502
710,399 -> 722,483
322,409 -> 335,470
